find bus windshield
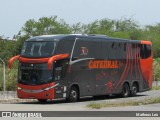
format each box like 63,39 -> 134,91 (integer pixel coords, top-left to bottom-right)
21,41 -> 56,58
18,63 -> 53,85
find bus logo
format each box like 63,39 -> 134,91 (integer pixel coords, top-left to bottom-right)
88,60 -> 119,69
81,47 -> 88,55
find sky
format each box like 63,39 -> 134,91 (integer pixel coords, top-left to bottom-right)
0,0 -> 160,38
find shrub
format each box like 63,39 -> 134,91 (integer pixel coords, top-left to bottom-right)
153,60 -> 160,81
0,67 -> 17,91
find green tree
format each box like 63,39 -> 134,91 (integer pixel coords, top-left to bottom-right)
112,18 -> 140,39
22,16 -> 71,36
70,22 -> 86,34
143,24 -> 160,58
114,18 -> 138,32
81,17 -> 140,39
83,19 -> 115,36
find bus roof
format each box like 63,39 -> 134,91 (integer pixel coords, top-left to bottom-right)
26,34 -> 150,44
26,34 -> 110,41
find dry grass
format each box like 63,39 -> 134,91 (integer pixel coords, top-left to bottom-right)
87,97 -> 160,109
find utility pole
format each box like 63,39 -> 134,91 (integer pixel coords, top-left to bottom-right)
0,58 -> 6,99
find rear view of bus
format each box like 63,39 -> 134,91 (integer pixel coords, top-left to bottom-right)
139,40 -> 153,90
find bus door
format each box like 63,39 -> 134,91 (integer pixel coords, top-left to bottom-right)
53,61 -> 67,99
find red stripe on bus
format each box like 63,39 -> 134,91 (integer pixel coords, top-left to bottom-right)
137,46 -> 144,82
114,45 -> 129,90
135,44 -> 138,80
129,45 -> 133,79
123,45 -> 131,81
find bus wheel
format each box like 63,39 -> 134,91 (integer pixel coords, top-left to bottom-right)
37,99 -> 47,103
67,86 -> 78,102
122,83 -> 130,97
131,83 -> 138,97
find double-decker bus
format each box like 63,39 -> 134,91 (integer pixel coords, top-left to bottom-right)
8,34 -> 153,103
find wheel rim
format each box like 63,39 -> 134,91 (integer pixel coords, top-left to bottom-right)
132,86 -> 137,95
71,90 -> 77,99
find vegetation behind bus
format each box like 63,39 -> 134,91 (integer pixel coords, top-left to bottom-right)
0,16 -> 160,90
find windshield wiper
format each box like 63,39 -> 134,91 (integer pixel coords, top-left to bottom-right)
40,79 -> 49,84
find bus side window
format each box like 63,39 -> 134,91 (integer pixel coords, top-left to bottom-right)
54,67 -> 62,81
108,42 -> 125,59
140,44 -> 151,59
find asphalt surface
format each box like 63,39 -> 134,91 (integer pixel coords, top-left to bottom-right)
0,90 -> 160,119
0,90 -> 160,111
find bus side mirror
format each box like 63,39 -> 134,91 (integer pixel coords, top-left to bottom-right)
48,54 -> 69,70
8,55 -> 20,69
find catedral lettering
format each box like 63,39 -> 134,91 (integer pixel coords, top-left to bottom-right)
88,60 -> 118,69
8,34 -> 153,103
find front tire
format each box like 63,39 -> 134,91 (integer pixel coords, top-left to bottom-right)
67,86 -> 79,102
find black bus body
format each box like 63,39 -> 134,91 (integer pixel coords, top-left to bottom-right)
9,34 -> 153,102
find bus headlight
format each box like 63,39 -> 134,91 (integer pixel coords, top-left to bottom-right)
17,87 -> 22,90
64,86 -> 67,92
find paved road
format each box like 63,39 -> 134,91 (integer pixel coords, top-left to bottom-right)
0,90 -> 160,120
0,90 -> 160,111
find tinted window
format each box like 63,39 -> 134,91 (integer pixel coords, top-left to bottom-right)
53,60 -> 68,81
54,67 -> 62,81
108,42 -> 126,59
19,63 -> 52,85
140,44 -> 151,59
55,39 -> 74,56
21,41 -> 56,58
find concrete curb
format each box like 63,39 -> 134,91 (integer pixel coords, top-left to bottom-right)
0,91 -> 36,103
0,98 -> 36,103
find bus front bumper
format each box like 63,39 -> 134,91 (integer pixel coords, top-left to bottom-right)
17,83 -> 55,100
